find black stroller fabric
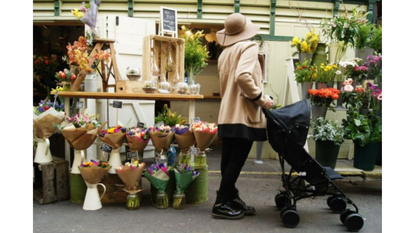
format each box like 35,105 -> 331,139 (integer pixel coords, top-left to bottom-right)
265,99 -> 326,185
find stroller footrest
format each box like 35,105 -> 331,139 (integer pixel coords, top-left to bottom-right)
323,167 -> 343,180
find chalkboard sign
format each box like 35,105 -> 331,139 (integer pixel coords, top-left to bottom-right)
160,6 -> 177,37
137,122 -> 145,128
100,143 -> 112,153
113,101 -> 122,108
127,151 -> 138,159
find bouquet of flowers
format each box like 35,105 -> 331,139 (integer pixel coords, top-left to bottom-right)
97,125 -> 126,173
149,124 -> 174,164
33,54 -> 60,91
337,58 -> 360,82
315,62 -> 339,83
349,62 -> 368,84
294,60 -> 317,83
172,164 -> 200,209
126,127 -> 151,158
365,55 -> 382,84
116,160 -> 146,210
290,30 -> 319,56
78,159 -> 111,184
191,121 -> 218,152
57,110 -> 101,173
144,163 -> 170,209
71,0 -> 101,34
173,124 -> 195,164
308,88 -> 340,107
33,99 -> 65,163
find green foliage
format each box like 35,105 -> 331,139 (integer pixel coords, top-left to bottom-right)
369,25 -> 382,54
294,59 -> 316,83
154,104 -> 186,126
180,26 -> 210,81
310,117 -> 345,145
342,108 -> 382,147
354,23 -> 374,49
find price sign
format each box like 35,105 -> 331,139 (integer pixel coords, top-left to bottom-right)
155,121 -> 164,128
137,122 -> 145,128
113,101 -> 122,108
194,117 -> 200,123
100,143 -> 112,153
127,151 -> 138,159
76,102 -> 84,109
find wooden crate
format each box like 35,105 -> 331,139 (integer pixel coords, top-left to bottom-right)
33,157 -> 70,204
142,35 -> 185,82
115,80 -> 144,93
99,173 -> 142,204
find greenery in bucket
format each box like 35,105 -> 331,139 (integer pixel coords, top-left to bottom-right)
310,117 -> 345,146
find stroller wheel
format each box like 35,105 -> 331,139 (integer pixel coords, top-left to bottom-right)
344,213 -> 364,232
340,209 -> 356,224
281,208 -> 300,228
275,194 -> 290,210
329,197 -> 347,214
326,194 -> 341,207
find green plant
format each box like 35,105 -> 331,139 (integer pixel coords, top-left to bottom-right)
369,25 -> 382,54
294,59 -> 317,83
354,23 -> 374,50
342,109 -> 382,147
315,62 -> 339,83
154,104 -> 186,126
320,8 -> 368,47
180,26 -> 210,82
310,117 -> 345,145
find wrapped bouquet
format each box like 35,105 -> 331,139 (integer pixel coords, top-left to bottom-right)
149,124 -> 174,164
33,99 -> 65,164
57,110 -> 101,173
116,160 -> 146,210
190,121 -> 218,167
126,127 -> 151,162
173,164 -> 200,209
144,163 -> 170,209
173,124 -> 195,164
97,125 -> 126,173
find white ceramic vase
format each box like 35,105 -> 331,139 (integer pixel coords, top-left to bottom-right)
34,138 -> 52,164
83,182 -> 106,211
107,147 -> 121,174
71,150 -> 86,174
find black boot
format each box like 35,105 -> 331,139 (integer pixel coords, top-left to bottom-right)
212,192 -> 244,220
230,189 -> 256,215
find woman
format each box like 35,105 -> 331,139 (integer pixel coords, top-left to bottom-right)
212,13 -> 274,219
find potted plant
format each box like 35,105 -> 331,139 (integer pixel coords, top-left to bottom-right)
291,29 -> 319,63
179,26 -> 210,88
369,25 -> 382,55
294,59 -> 317,99
310,117 -> 345,169
320,8 -> 368,64
315,62 -> 339,88
308,87 -> 340,119
341,82 -> 382,171
354,23 -> 375,61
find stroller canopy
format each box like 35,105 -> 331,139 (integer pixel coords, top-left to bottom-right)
265,99 -> 311,147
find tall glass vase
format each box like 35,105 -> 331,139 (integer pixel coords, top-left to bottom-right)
188,74 -> 200,95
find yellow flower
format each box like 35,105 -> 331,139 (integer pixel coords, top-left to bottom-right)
292,37 -> 301,46
71,9 -> 84,19
108,128 -> 115,134
301,41 -> 308,52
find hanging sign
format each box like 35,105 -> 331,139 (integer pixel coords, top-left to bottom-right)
160,6 -> 177,37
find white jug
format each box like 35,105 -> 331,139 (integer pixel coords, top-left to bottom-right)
107,147 -> 121,174
34,138 -> 52,164
83,182 -> 106,211
71,150 -> 86,174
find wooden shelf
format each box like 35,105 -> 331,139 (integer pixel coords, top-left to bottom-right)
51,91 -> 204,101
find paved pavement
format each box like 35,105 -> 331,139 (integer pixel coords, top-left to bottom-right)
32,144 -> 383,233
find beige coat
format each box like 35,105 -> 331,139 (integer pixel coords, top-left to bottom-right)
217,41 -> 268,141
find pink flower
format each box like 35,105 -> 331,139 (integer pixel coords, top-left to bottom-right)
344,84 -> 354,93
377,93 -> 382,101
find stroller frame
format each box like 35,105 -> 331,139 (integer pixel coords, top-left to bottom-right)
265,100 -> 364,232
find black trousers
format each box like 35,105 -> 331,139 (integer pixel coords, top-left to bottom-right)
218,137 -> 254,198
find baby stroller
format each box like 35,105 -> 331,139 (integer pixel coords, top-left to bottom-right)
264,99 -> 364,232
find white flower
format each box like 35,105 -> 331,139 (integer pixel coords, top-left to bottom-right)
344,84 -> 354,93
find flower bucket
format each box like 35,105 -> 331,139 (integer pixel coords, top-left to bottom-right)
353,142 -> 380,171
312,43 -> 327,65
299,53 -> 313,64
315,140 -> 341,169
301,82 -> 313,100
355,48 -> 374,62
108,147 -> 122,174
34,138 -> 53,164
83,182 -> 106,210
311,105 -> 328,120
